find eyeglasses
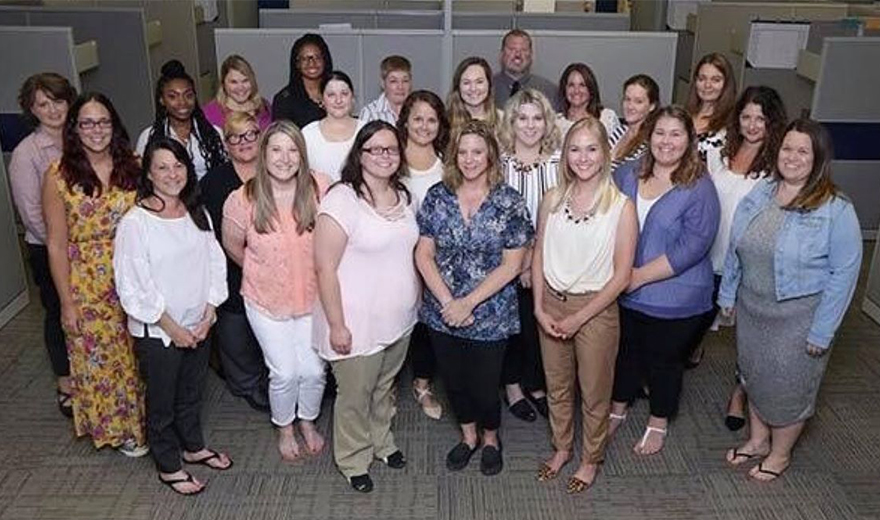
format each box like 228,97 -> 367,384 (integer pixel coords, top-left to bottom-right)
77,118 -> 112,130
361,146 -> 400,157
297,54 -> 323,65
226,129 -> 260,145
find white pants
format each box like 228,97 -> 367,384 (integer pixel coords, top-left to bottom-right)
245,302 -> 326,426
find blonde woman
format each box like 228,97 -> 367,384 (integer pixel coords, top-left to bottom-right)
203,54 -> 272,130
447,57 -> 501,134
222,121 -> 330,461
532,117 -> 637,493
497,88 -> 562,422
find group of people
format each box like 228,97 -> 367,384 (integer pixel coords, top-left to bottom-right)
8,27 -> 862,496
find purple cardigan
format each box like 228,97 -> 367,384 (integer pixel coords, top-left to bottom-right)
614,161 -> 720,319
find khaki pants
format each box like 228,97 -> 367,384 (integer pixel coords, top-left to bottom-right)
538,286 -> 619,464
329,333 -> 410,478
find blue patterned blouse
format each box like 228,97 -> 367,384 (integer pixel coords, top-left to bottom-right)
417,182 -> 533,341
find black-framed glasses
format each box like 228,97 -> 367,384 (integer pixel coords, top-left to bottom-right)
226,129 -> 260,145
77,118 -> 112,130
361,146 -> 400,157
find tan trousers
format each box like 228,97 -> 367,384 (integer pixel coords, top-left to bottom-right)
538,286 -> 619,464
329,333 -> 410,478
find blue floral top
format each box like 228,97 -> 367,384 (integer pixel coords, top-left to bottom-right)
417,182 -> 533,341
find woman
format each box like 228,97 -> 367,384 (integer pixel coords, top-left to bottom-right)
223,121 -> 330,461
686,53 -> 737,158
397,90 -> 451,420
313,121 -> 419,493
609,74 -> 660,171
415,120 -> 532,477
203,54 -> 272,130
9,72 -> 76,417
697,87 -> 787,414
497,89 -> 562,422
447,57 -> 501,134
114,138 -> 232,496
136,60 -> 226,180
556,63 -> 619,137
609,106 -> 720,455
719,119 -> 861,481
200,112 -> 269,413
533,116 -> 637,493
272,33 -> 333,128
42,92 -> 147,456
301,70 -> 365,181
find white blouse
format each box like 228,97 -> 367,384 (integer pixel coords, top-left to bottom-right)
402,157 -> 443,209
114,206 -> 228,346
302,118 -> 366,182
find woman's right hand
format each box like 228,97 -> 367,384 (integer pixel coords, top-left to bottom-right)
60,302 -> 81,335
535,310 -> 561,339
168,324 -> 198,349
330,324 -> 352,355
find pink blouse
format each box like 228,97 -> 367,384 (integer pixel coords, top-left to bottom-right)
9,129 -> 62,244
222,173 -> 329,319
202,99 -> 273,131
312,184 -> 420,361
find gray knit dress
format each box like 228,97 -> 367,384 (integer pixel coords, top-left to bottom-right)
735,203 -> 826,427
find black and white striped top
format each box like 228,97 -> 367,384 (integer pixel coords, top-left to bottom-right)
501,151 -> 562,228
608,121 -> 648,171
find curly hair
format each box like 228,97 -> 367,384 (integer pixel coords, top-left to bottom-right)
138,137 -> 209,231
59,92 -> 139,197
721,86 -> 787,178
498,88 -> 561,156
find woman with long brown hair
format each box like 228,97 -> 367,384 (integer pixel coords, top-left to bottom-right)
447,57 -> 501,134
686,53 -> 737,158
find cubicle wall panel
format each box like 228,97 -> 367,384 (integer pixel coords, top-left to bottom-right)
741,68 -> 814,121
452,13 -> 514,31
453,31 -> 677,109
830,161 -> 880,232
515,13 -> 630,32
360,33 -> 445,102
0,11 -> 27,24
813,38 -> 880,122
376,11 -> 444,30
261,10 -> 376,29
0,140 -> 28,327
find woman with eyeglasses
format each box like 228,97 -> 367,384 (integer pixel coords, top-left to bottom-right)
200,112 -> 269,413
302,70 -> 365,182
273,33 -> 334,128
42,92 -> 147,456
314,121 -> 420,492
224,121 -> 331,462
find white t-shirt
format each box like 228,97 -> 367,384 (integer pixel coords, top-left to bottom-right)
707,146 -> 763,273
636,191 -> 660,231
302,118 -> 366,182
402,157 -> 443,209
135,122 -> 224,180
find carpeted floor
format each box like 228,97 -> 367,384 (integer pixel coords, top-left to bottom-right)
1,243 -> 879,520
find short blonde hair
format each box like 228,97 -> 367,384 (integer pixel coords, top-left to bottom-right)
443,120 -> 503,191
498,88 -> 560,156
550,116 -> 622,215
223,111 -> 258,138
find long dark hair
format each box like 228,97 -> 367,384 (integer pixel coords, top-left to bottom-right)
687,53 -> 737,135
397,90 -> 450,157
138,137 -> 210,231
148,60 -> 227,171
773,118 -> 838,211
558,62 -> 604,119
336,120 -> 411,205
287,33 -> 333,97
59,92 -> 139,196
721,86 -> 787,178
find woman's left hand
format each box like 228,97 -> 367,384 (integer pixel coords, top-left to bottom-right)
806,343 -> 826,358
442,298 -> 476,328
552,315 -> 583,339
191,306 -> 217,342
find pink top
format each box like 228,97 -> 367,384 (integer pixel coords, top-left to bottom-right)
313,184 -> 420,361
9,128 -> 62,244
222,172 -> 330,319
202,99 -> 273,131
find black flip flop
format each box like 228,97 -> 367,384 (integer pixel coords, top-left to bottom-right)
57,390 -> 73,418
183,449 -> 234,471
158,472 -> 204,496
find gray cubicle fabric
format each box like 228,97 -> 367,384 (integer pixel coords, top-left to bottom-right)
0,27 -> 80,113
831,161 -> 880,232
514,13 -> 629,32
0,6 -> 154,137
0,147 -> 28,327
812,37 -> 880,122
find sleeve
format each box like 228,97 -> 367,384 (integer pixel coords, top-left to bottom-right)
667,178 -> 721,275
416,185 -> 439,238
357,103 -> 372,123
8,141 -> 48,243
205,215 -> 229,308
222,188 -> 249,248
113,212 -> 166,324
717,230 -> 743,309
503,188 -> 535,249
134,127 -> 151,156
807,201 -> 863,349
318,186 -> 357,237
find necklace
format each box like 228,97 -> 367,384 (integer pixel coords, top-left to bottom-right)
563,194 -> 598,224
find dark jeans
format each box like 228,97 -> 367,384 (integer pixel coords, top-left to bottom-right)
431,329 -> 506,431
612,307 -> 706,419
214,308 -> 269,408
27,244 -> 69,377
135,335 -> 209,473
409,322 -> 435,380
501,285 -> 545,392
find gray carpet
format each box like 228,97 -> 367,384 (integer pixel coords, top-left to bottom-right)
1,243 -> 879,520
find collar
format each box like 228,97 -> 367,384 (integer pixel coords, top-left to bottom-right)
33,127 -> 61,150
503,71 -> 531,84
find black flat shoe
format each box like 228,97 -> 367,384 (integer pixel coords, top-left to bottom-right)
507,398 -> 537,422
525,394 -> 549,419
57,390 -> 73,418
380,450 -> 407,469
725,414 -> 746,431
480,443 -> 503,476
348,474 -> 373,493
446,442 -> 478,471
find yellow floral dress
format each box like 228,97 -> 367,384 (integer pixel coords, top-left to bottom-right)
51,164 -> 146,448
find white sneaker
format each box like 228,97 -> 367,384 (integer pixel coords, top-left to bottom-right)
118,439 -> 150,458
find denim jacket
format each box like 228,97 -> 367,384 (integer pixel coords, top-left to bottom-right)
718,178 -> 862,349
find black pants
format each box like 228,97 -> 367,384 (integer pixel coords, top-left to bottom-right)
431,329 -> 506,431
27,244 -> 69,377
409,322 -> 435,380
501,286 -> 545,392
686,275 -> 723,358
612,307 -> 705,419
214,308 -> 269,408
135,335 -> 209,473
